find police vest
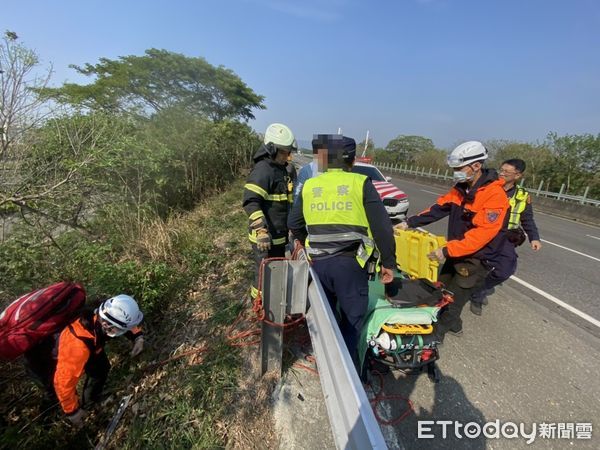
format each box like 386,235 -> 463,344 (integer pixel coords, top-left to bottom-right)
302,170 -> 375,268
507,186 -> 529,229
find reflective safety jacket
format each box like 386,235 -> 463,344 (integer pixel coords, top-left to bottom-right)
53,314 -> 141,414
407,169 -> 510,262
288,169 -> 396,269
505,185 -> 540,241
507,186 -> 529,229
243,144 -> 292,246
302,170 -> 374,267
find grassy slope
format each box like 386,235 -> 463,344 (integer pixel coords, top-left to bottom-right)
0,179 -> 279,449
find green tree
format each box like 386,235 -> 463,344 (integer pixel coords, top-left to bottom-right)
356,137 -> 375,158
413,148 -> 448,170
545,132 -> 600,193
486,140 -> 553,188
36,49 -> 265,121
385,135 -> 436,163
0,30 -> 51,159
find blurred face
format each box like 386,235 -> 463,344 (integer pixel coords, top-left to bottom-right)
316,148 -> 328,172
499,163 -> 522,185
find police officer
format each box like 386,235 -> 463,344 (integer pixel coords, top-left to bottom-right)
470,158 -> 542,315
397,141 -> 510,342
293,134 -> 329,203
288,134 -> 396,362
243,123 -> 296,301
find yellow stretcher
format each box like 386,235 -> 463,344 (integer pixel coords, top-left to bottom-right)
381,323 -> 434,335
394,229 -> 446,282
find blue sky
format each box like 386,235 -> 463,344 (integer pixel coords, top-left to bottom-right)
4,0 -> 600,149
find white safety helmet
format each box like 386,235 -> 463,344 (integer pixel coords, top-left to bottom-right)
264,123 -> 295,150
447,141 -> 488,168
98,294 -> 143,337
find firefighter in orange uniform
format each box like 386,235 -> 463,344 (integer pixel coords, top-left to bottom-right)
397,141 -> 510,342
25,295 -> 144,427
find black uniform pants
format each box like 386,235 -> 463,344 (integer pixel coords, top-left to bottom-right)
436,258 -> 489,336
23,335 -> 58,401
251,243 -> 286,299
82,350 -> 111,405
312,255 -> 370,361
471,253 -> 518,305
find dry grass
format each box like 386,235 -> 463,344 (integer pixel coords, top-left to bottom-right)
1,179 -> 283,449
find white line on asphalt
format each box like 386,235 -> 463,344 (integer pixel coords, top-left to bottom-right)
586,234 -> 600,241
421,189 -> 444,196
541,239 -> 600,263
510,275 -> 600,329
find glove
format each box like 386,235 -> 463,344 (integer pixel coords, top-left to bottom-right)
131,335 -> 144,357
256,228 -> 272,252
67,408 -> 87,428
394,221 -> 409,231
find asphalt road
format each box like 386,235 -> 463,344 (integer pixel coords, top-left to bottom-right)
373,173 -> 600,449
387,175 -> 600,337
287,156 -> 600,449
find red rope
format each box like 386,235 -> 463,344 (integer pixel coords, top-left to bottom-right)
367,371 -> 414,425
226,256 -> 306,347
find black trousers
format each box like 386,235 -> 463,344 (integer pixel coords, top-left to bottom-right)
312,255 -> 370,360
24,336 -> 111,407
436,259 -> 489,336
471,254 -> 518,305
251,243 -> 286,299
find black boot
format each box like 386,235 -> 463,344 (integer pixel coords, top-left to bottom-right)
470,302 -> 483,316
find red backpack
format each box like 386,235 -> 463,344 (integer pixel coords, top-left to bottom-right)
0,281 -> 86,360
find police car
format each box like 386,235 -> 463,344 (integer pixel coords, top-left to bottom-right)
352,162 -> 409,219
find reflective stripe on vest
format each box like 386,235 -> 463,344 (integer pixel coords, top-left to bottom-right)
508,186 -> 529,229
302,170 -> 374,268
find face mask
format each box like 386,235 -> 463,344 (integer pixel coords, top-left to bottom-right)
101,319 -> 127,337
453,170 -> 472,183
105,327 -> 127,338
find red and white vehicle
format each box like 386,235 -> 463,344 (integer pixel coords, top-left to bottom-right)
351,162 -> 409,219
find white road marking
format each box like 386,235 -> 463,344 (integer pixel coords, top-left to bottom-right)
421,189 -> 444,196
586,234 -> 600,241
541,239 -> 600,263
510,275 -> 600,329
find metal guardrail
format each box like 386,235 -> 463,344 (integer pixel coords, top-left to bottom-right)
260,252 -> 388,449
374,162 -> 600,207
306,266 -> 388,450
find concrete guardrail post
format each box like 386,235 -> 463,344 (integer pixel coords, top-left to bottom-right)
537,180 -> 544,196
557,183 -> 565,201
581,186 -> 590,205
